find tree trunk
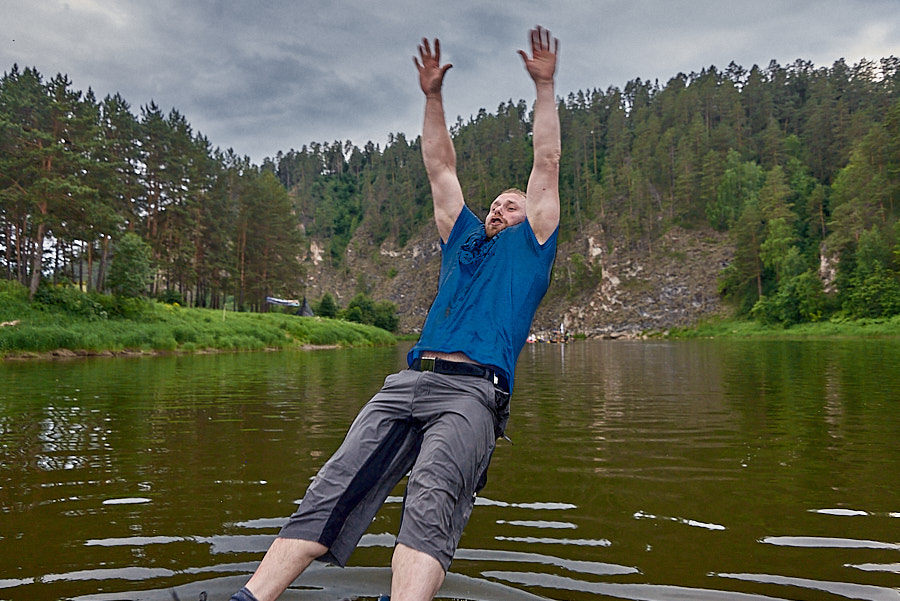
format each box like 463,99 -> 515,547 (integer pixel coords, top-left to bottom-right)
53,241 -> 60,283
97,235 -> 109,291
237,227 -> 246,311
86,239 -> 94,292
70,242 -> 77,283
15,221 -> 25,285
28,221 -> 45,299
755,257 -> 763,299
4,224 -> 10,281
77,240 -> 84,290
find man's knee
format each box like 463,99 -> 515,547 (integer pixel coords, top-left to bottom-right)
391,543 -> 446,600
272,536 -> 329,562
392,542 -> 444,572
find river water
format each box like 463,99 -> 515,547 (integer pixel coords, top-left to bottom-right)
1,340 -> 898,601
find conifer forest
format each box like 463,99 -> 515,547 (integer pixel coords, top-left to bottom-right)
2,55 -> 899,325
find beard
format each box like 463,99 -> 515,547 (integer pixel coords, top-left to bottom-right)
485,216 -> 506,237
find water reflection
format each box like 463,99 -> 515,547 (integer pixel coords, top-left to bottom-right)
2,341 -> 899,600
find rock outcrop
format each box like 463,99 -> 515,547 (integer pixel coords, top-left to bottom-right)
299,220 -> 734,339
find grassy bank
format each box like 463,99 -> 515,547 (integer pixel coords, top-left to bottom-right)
0,281 -> 396,358
667,314 -> 900,339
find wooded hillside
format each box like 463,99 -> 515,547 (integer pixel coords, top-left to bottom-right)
2,56 -> 899,332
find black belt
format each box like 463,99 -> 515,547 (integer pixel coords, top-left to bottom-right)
410,357 -> 508,392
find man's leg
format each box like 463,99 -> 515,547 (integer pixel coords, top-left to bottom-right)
243,538 -> 327,601
390,543 -> 445,601
238,371 -> 424,601
389,375 -> 498,600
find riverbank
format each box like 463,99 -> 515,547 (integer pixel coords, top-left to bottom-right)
0,283 -> 395,359
666,315 -> 900,339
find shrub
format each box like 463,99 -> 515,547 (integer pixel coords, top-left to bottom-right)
0,280 -> 28,301
340,292 -> 399,333
314,292 -> 340,318
33,283 -> 108,321
149,332 -> 178,351
0,281 -> 30,320
157,289 -> 185,305
107,233 -> 154,297
841,264 -> 900,318
751,270 -> 828,325
93,294 -> 157,321
172,325 -> 200,344
372,301 -> 400,332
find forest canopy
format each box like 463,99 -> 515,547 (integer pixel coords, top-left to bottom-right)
2,55 -> 899,324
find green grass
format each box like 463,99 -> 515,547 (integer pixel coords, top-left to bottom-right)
667,314 -> 900,339
0,281 -> 395,356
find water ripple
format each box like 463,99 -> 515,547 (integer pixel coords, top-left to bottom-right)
810,507 -> 900,519
761,536 -> 900,550
102,496 -> 152,505
85,535 -> 193,547
455,547 -> 638,576
717,572 -> 900,601
633,510 -> 726,531
43,567 -> 175,583
232,517 -> 287,529
496,520 -> 578,529
0,578 -> 34,590
846,563 -> 900,574
494,536 -> 611,547
486,570 -> 789,600
477,497 -> 578,511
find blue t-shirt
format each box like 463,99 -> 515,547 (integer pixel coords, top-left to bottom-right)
408,206 -> 558,393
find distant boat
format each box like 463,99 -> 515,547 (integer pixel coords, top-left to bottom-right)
549,331 -> 570,343
265,296 -> 301,307
266,296 -> 315,316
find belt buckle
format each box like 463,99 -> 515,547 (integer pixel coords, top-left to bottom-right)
420,357 -> 436,372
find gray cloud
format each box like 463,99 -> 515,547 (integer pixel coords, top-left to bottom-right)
2,0 -> 898,162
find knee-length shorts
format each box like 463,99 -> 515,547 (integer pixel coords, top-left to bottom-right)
278,368 -> 506,571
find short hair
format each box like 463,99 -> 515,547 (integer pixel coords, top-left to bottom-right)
499,187 -> 527,199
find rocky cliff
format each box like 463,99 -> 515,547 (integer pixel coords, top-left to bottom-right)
299,220 -> 734,339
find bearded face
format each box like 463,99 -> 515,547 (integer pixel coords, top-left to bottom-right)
484,192 -> 526,237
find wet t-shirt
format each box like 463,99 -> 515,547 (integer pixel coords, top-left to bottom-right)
408,206 -> 558,393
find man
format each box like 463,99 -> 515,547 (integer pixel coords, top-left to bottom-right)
229,26 -> 560,601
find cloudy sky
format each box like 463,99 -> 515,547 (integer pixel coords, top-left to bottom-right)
3,0 -> 899,163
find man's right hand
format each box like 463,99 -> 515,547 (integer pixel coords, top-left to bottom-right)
415,38 -> 453,98
416,36 -> 465,243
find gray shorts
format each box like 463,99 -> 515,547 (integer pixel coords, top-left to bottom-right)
278,368 -> 505,571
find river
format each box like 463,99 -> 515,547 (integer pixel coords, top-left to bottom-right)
1,340 -> 898,600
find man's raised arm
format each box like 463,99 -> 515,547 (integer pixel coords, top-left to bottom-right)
519,26 -> 561,245
415,38 -> 465,243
